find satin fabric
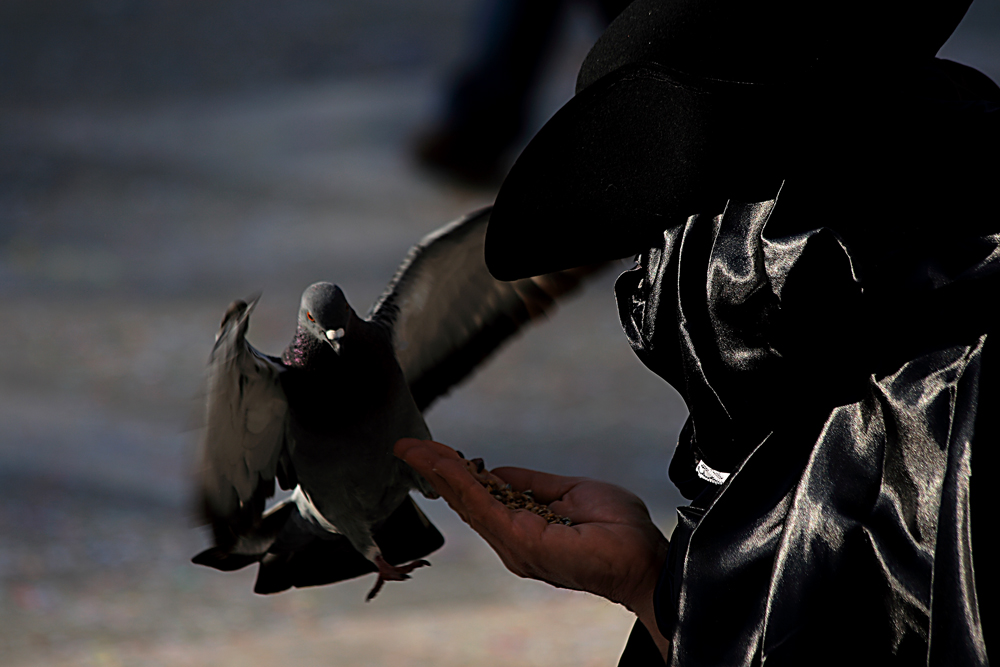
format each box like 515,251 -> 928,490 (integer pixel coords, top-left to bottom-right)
614,175 -> 999,664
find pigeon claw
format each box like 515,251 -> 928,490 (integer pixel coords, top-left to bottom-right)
366,555 -> 431,602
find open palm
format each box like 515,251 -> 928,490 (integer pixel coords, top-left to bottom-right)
394,439 -> 669,622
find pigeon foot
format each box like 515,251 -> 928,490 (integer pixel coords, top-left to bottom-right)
366,555 -> 431,601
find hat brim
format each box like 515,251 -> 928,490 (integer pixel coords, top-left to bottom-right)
485,63 -> 787,280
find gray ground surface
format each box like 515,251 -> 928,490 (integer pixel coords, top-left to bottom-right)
1,1 -> 998,665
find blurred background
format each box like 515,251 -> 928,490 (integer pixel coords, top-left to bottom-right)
0,1 -> 997,665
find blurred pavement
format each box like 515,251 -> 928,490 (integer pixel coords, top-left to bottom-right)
0,1 -> 997,665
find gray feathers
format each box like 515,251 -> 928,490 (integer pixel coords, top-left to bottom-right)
199,298 -> 288,538
373,207 -> 607,411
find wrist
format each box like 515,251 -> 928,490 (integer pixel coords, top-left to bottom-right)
621,540 -> 671,661
631,581 -> 671,661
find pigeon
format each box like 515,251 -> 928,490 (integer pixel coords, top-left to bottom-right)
193,206 -> 607,599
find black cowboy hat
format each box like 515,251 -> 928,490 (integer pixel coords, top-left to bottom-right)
484,0 -> 978,280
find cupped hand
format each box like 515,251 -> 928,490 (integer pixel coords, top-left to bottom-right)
394,438 -> 670,629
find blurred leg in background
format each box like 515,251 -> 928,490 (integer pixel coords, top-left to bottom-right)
415,0 -> 631,186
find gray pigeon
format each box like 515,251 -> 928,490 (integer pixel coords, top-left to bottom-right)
193,206 -> 606,599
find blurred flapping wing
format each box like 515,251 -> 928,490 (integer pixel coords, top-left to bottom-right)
198,298 -> 292,548
370,206 -> 608,411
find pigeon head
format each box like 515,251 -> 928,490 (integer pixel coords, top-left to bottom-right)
298,282 -> 355,354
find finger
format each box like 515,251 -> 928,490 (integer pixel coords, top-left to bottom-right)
394,439 -> 469,512
491,466 -> 584,505
396,441 -> 552,553
397,441 -> 501,512
395,440 -> 515,540
436,457 -> 564,563
394,438 -> 466,487
394,438 -> 462,463
393,437 -> 425,460
431,458 -> 514,535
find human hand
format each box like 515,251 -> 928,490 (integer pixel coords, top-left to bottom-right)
395,438 -> 670,657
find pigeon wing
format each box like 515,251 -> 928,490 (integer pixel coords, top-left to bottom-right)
369,206 -> 608,411
198,298 -> 292,548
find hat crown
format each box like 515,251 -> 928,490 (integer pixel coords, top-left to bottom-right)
485,0 -> 981,281
577,0 -> 972,93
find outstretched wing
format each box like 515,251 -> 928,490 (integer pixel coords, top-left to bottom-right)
369,206 -> 608,411
197,298 -> 293,549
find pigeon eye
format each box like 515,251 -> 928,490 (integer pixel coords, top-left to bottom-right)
306,312 -> 315,322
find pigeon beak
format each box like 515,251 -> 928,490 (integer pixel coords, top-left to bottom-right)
325,328 -> 345,354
